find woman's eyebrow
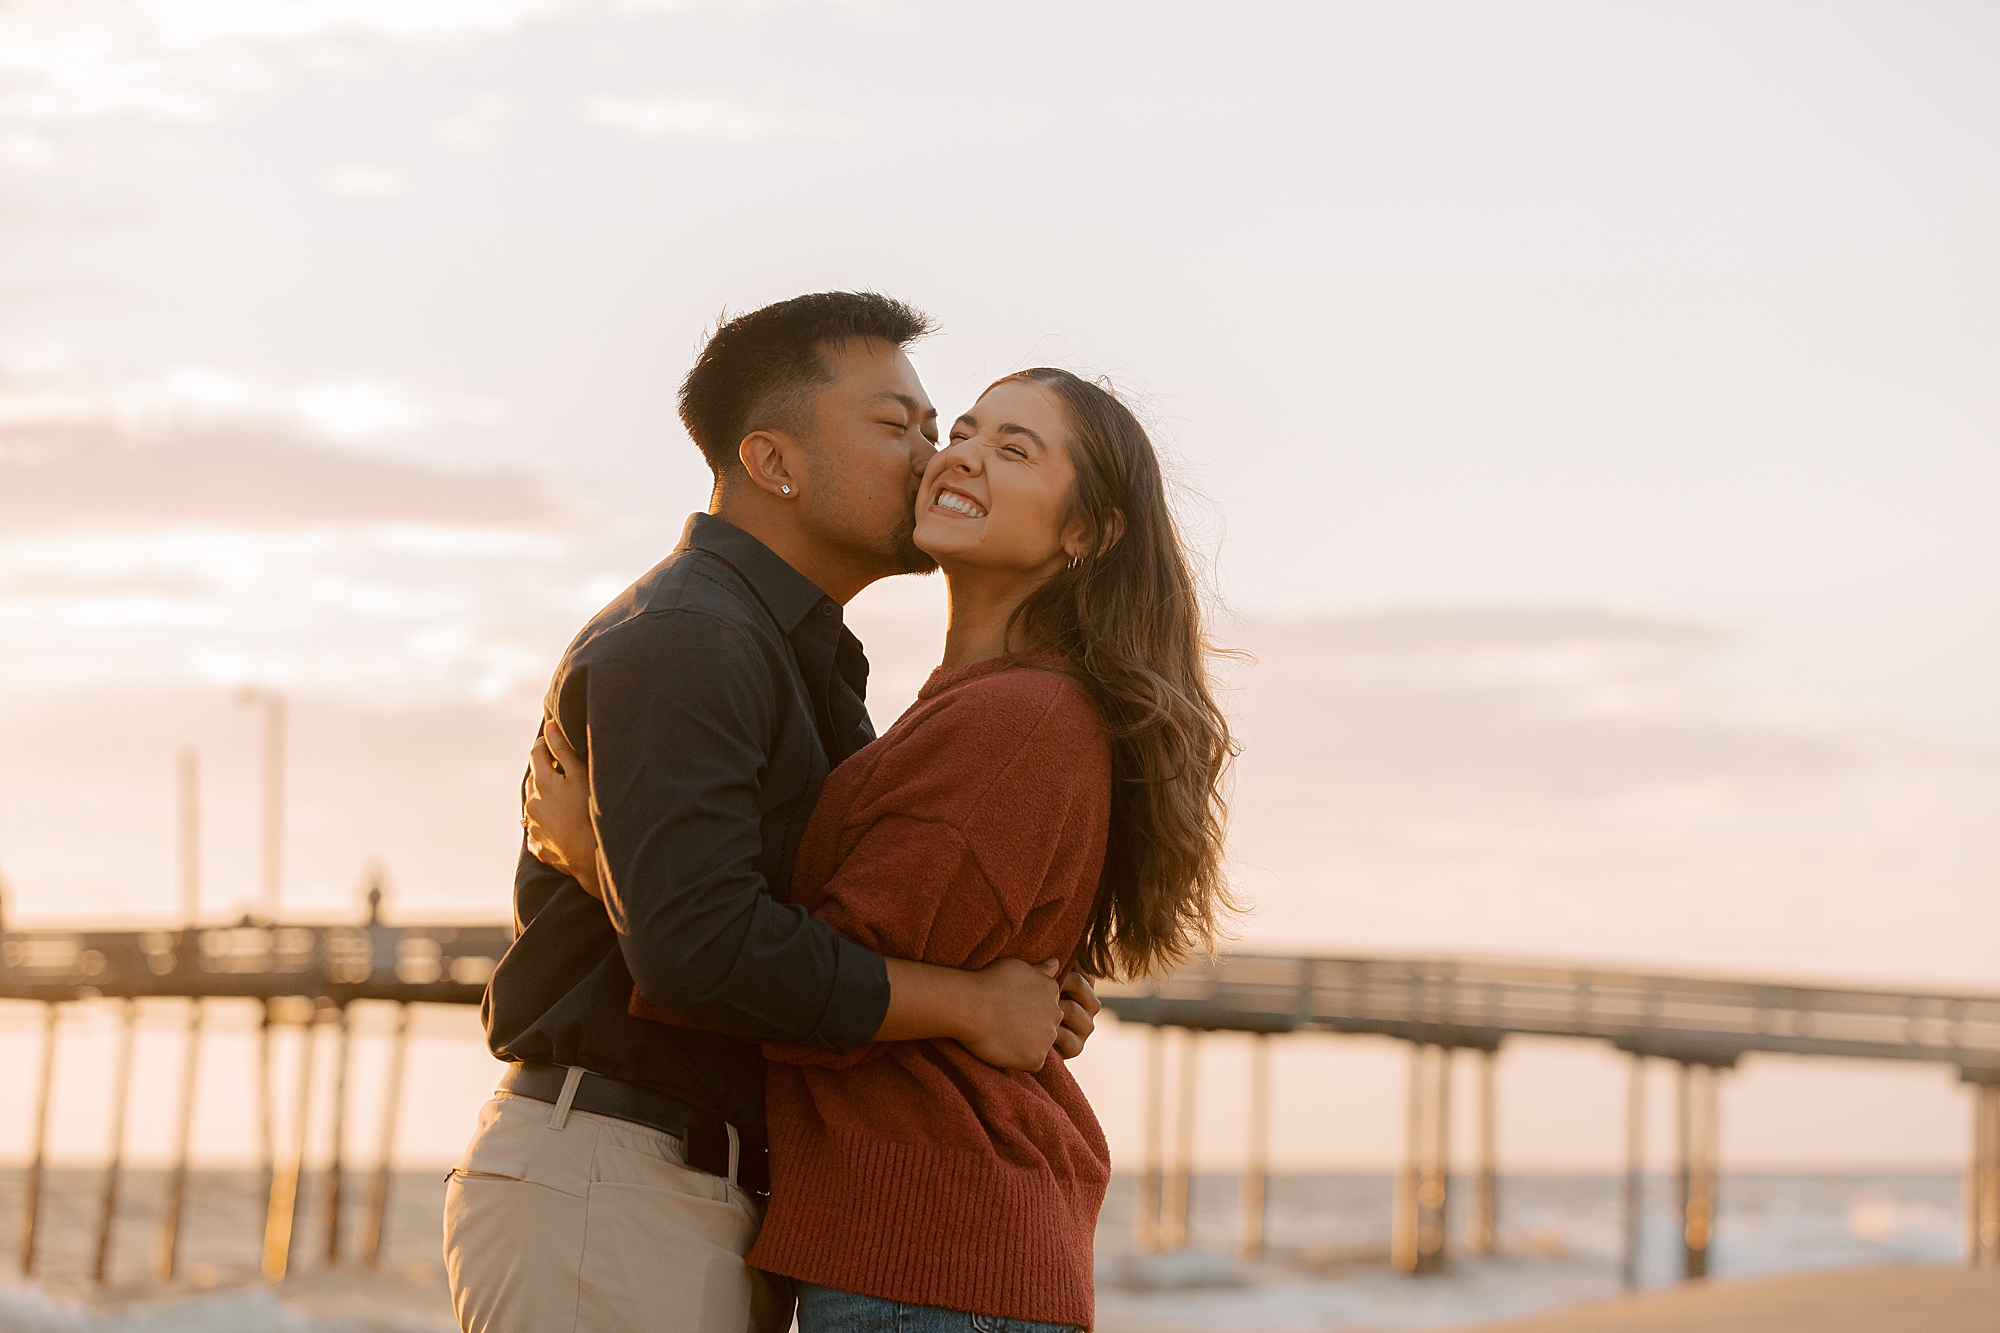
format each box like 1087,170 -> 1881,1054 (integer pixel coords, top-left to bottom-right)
952,414 -> 1045,452
997,423 -> 1046,452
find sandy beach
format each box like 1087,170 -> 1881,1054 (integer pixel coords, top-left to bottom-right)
1462,1266 -> 2000,1333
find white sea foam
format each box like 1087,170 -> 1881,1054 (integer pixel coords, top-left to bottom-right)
0,1171 -> 1966,1332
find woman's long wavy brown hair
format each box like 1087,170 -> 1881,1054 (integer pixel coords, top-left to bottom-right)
996,367 -> 1239,981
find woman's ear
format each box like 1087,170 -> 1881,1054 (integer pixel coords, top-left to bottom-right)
1097,509 -> 1127,556
737,429 -> 798,498
1061,509 -> 1127,565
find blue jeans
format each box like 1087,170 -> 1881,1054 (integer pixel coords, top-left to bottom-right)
793,1282 -> 1084,1333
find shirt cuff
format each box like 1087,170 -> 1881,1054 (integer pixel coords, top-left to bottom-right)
810,936 -> 892,1055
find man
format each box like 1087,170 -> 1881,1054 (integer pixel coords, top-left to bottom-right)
444,292 -> 1100,1333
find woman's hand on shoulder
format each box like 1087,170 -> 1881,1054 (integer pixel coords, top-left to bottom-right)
523,717 -> 604,900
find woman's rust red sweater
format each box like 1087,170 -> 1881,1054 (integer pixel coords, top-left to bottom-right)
748,655 -> 1113,1327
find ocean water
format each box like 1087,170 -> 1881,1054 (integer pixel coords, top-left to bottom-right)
0,1169 -> 1966,1331
1091,1170 -> 1965,1332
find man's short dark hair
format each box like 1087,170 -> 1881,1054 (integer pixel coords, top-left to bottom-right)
679,291 -> 935,479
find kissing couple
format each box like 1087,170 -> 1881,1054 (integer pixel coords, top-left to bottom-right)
444,293 -> 1236,1333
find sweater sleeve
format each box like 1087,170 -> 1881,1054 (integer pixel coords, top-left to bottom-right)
763,673 -> 1107,1068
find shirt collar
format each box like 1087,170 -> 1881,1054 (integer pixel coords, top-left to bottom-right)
678,512 -> 836,634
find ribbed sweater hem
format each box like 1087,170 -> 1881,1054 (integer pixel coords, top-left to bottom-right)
747,1125 -> 1102,1329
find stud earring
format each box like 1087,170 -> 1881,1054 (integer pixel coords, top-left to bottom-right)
780,485 -> 792,495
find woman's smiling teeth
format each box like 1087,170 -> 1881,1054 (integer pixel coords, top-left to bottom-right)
933,490 -> 986,519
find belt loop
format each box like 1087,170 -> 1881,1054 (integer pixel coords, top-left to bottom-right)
726,1123 -> 741,1186
548,1064 -> 586,1131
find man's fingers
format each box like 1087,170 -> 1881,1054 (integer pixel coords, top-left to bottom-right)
1036,957 -> 1064,978
1058,994 -> 1095,1044
1060,968 -> 1102,1016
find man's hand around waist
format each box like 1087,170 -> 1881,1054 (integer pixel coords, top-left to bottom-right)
877,956 -> 1099,1073
1054,967 -> 1100,1060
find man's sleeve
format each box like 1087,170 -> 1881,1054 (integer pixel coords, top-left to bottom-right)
568,609 -> 889,1053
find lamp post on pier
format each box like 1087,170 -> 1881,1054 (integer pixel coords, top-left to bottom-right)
236,688 -> 285,921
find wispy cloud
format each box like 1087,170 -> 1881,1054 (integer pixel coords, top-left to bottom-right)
0,0 -> 864,136
1242,606 -> 1847,811
325,164 -> 409,198
2,360 -> 497,444
0,359 -> 601,703
0,360 -> 547,534
582,92 -> 860,144
433,94 -> 511,151
0,525 -> 570,700
0,129 -> 57,168
0,0 -> 565,128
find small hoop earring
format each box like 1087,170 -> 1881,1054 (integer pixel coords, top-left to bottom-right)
1067,555 -> 1083,570
780,485 -> 792,495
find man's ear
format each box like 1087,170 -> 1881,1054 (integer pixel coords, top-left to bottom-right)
737,429 -> 799,499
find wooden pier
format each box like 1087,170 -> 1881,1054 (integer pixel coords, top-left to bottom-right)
7,915 -> 1999,1289
1,885 -> 510,1286
1102,953 -> 2000,1279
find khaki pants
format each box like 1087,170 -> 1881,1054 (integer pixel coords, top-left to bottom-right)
444,1089 -> 792,1333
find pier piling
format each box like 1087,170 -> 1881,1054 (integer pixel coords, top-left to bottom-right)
1161,1029 -> 1199,1250
1393,1044 -> 1419,1272
1972,1076 -> 2000,1267
1136,1025 -> 1164,1251
1677,1062 -> 1723,1281
19,1001 -> 58,1278
153,997 -> 203,1279
257,999 -> 275,1254
1394,1043 -> 1452,1274
324,1004 -> 351,1265
1419,1045 -> 1451,1273
1472,1047 -> 1497,1257
360,1002 -> 412,1269
1239,1032 -> 1270,1258
261,1004 -> 319,1283
93,998 -> 138,1284
1621,1053 -> 1645,1289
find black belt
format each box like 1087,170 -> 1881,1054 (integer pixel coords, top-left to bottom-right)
499,1063 -> 769,1194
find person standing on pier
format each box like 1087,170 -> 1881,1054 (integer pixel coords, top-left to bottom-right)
445,294 -> 1103,1333
529,363 -> 1240,1332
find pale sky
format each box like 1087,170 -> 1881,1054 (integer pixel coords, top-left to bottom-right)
0,0 -> 1995,1171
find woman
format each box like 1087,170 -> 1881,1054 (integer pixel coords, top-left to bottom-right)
533,368 -> 1235,1332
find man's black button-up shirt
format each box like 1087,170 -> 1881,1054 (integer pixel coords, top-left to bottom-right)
483,513 -> 891,1133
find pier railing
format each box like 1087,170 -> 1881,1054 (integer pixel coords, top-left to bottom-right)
1100,953 -> 2000,1074
0,919 -> 513,1007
